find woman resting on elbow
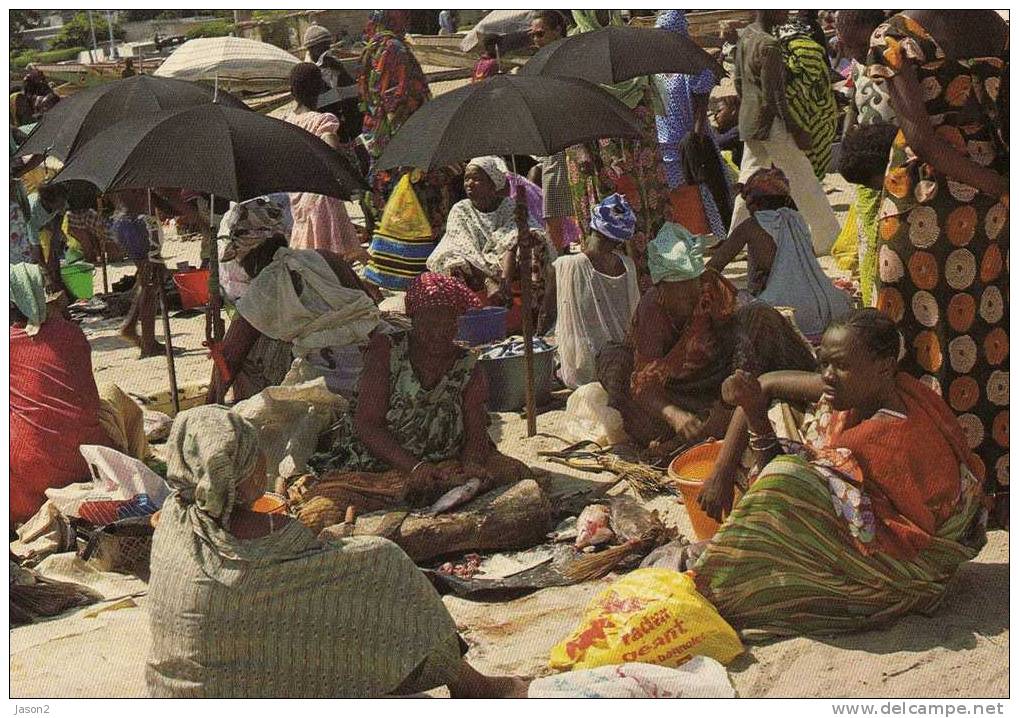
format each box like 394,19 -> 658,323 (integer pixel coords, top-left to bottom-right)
147,405 -> 528,698
294,273 -> 531,532
691,308 -> 987,637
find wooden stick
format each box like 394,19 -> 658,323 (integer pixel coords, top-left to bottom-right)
511,165 -> 537,437
147,190 -> 180,415
156,269 -> 180,415
96,195 -> 109,294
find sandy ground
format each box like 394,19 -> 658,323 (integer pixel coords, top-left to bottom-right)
10,161 -> 1006,698
8,412 -> 1009,698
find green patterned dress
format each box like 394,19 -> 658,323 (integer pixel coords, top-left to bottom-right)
314,333 -> 476,472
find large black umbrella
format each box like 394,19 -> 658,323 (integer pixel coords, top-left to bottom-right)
54,103 -> 365,201
15,75 -> 247,162
375,73 -> 642,437
520,26 -> 725,83
374,74 -> 642,171
55,103 -> 366,411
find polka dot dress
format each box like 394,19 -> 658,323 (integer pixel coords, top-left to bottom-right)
867,14 -> 1009,513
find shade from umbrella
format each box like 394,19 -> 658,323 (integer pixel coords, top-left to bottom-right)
16,75 -> 247,162
520,26 -> 724,84
54,103 -> 365,202
374,74 -> 642,172
154,36 -> 300,84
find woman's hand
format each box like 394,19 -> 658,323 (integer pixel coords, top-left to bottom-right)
792,125 -> 813,152
662,406 -> 704,443
407,461 -> 444,494
698,469 -> 735,522
721,370 -> 768,417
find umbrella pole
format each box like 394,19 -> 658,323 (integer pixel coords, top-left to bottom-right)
511,156 -> 537,437
206,193 -> 226,404
96,195 -> 109,294
148,190 -> 180,415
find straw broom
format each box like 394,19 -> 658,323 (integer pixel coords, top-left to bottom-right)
10,562 -> 103,625
564,521 -> 677,583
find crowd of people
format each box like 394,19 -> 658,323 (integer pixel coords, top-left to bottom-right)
9,9 -> 1008,698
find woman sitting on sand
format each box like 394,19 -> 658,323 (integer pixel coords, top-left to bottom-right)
10,263 -> 145,525
596,223 -> 817,454
296,272 -> 532,532
706,166 -> 852,340
147,405 -> 528,698
426,156 -> 556,333
205,216 -> 383,404
692,309 -> 987,636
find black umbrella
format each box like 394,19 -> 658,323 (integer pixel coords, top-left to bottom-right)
375,73 -> 642,438
374,74 -> 642,171
53,103 -> 366,201
520,26 -> 725,84
15,75 -> 248,162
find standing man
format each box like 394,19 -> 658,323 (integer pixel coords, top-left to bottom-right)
728,10 -> 839,255
528,10 -> 575,253
121,57 -> 136,78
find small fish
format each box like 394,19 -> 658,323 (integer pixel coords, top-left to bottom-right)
575,504 -> 614,549
426,478 -> 482,516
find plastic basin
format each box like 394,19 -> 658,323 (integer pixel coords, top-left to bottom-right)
61,261 -> 95,300
458,306 -> 508,346
478,346 -> 556,412
668,441 -> 740,541
172,268 -> 210,309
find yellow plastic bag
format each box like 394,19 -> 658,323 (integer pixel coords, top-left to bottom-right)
377,172 -> 431,241
549,568 -> 743,671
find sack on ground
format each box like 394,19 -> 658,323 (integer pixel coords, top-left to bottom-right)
549,568 -> 742,671
563,382 -> 628,447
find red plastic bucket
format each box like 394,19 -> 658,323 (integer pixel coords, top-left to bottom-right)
172,268 -> 210,309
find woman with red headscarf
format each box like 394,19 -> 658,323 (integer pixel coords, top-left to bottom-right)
293,273 -> 531,531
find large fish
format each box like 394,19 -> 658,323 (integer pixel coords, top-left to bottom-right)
574,504 -> 614,549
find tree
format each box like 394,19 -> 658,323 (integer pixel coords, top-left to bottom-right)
10,10 -> 41,50
51,11 -> 125,51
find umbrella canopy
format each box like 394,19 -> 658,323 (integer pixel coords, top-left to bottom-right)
520,26 -> 724,84
154,36 -> 299,84
460,9 -> 533,51
53,103 -> 365,202
374,74 -> 642,171
15,75 -> 247,162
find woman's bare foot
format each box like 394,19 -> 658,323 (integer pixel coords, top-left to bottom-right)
448,661 -> 530,698
139,341 -> 166,358
119,328 -> 141,347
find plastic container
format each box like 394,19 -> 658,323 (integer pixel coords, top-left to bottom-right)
61,261 -> 95,300
172,268 -> 210,309
458,306 -> 508,346
478,344 -> 556,412
251,493 -> 287,514
668,441 -> 740,541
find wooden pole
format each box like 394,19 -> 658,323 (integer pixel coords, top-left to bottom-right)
206,193 -> 226,404
148,190 -> 180,414
510,157 -> 537,437
96,195 -> 109,294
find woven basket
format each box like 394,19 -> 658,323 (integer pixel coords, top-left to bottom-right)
77,519 -> 153,575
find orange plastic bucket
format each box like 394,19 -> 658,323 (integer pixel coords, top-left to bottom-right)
172,268 -> 210,309
251,493 -> 287,514
668,441 -> 737,541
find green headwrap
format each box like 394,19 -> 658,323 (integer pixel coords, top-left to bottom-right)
165,405 -> 261,527
647,222 -> 707,284
9,262 -> 47,335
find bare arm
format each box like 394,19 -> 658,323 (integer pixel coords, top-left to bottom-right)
206,315 -> 260,404
706,218 -> 752,272
320,129 -> 342,151
761,43 -> 799,134
459,365 -> 491,466
352,334 -> 420,473
759,370 -> 825,406
886,62 -> 1008,199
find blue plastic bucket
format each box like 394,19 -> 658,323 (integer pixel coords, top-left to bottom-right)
458,306 -> 508,346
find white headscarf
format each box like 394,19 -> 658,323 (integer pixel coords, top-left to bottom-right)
465,156 -> 509,190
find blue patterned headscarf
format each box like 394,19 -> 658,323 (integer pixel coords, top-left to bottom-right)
589,193 -> 636,243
